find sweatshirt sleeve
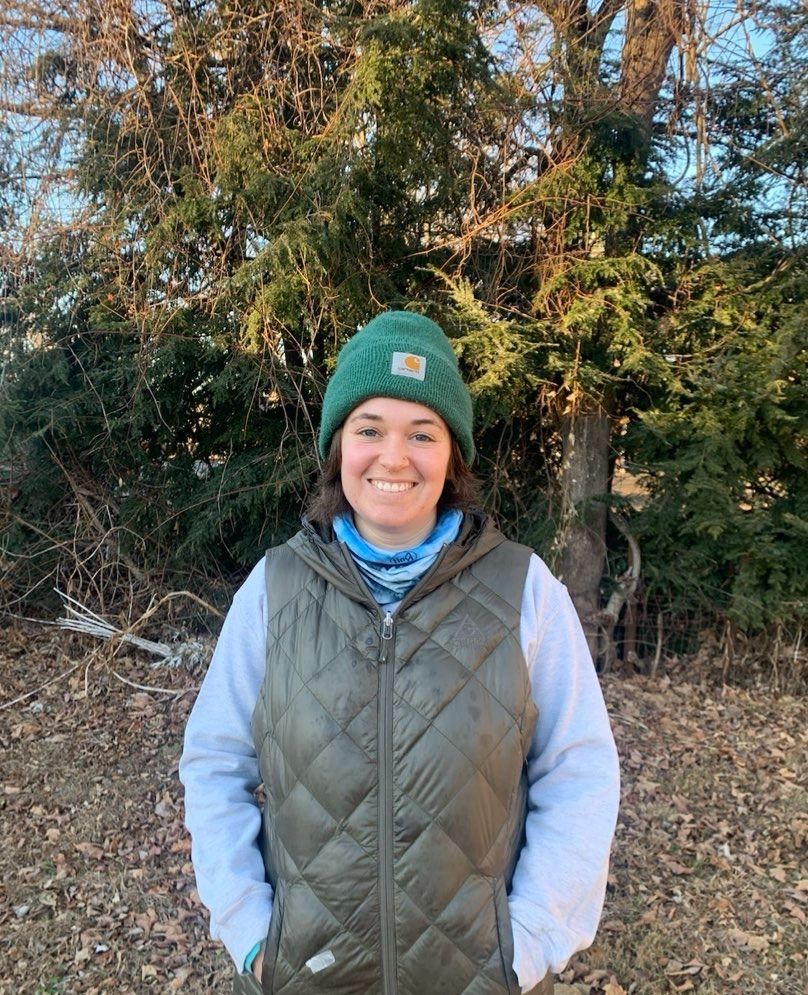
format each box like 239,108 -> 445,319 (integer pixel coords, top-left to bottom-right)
178,557 -> 273,971
509,554 -> 620,992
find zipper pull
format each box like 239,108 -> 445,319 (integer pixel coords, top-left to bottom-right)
381,612 -> 394,640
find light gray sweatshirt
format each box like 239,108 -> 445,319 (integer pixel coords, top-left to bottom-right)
179,551 -> 620,992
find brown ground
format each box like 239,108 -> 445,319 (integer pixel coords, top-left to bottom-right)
0,623 -> 805,995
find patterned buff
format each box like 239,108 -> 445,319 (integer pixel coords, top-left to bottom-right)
333,509 -> 464,607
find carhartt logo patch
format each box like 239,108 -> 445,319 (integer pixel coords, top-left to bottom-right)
391,352 -> 426,380
305,949 -> 336,974
451,613 -> 487,653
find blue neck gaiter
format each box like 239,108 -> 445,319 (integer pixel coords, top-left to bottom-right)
333,509 -> 464,608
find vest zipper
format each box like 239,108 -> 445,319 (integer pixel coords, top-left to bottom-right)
334,540 -> 456,995
378,609 -> 397,995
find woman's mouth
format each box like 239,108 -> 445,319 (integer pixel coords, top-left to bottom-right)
369,480 -> 417,493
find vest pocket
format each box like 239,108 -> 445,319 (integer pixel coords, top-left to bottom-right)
260,890 -> 286,994
233,969 -> 264,995
491,877 -> 519,995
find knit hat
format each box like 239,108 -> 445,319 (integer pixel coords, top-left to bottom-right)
318,310 -> 475,464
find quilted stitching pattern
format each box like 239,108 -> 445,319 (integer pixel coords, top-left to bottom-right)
251,526 -> 536,995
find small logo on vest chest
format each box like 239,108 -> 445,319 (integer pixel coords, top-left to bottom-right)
451,612 -> 487,654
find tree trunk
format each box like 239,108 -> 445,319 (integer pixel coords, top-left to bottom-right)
549,0 -> 687,659
558,397 -> 612,660
620,0 -> 686,134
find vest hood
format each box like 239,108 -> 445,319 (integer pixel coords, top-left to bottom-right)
289,509 -> 506,609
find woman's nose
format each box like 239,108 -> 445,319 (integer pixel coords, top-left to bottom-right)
378,437 -> 409,469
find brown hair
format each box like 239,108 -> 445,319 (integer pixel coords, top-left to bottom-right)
306,428 -> 482,530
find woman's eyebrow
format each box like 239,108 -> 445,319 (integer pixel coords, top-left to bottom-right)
346,412 -> 443,428
347,412 -> 383,422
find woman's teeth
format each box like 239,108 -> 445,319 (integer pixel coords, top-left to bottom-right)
370,480 -> 415,493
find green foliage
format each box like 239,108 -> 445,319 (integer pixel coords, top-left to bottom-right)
0,0 -> 511,610
626,250 -> 808,631
0,240 -> 313,609
1,0 -> 806,660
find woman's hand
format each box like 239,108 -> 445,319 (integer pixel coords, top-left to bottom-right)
251,944 -> 265,982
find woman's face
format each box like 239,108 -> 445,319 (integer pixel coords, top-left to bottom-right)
340,397 -> 452,549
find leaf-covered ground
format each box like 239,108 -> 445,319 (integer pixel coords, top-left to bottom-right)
0,624 -> 805,995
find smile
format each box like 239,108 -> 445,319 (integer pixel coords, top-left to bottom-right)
369,480 -> 417,493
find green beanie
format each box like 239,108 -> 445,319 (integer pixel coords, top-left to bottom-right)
318,310 -> 475,464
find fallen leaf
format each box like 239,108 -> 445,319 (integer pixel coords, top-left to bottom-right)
729,928 -> 769,952
75,842 -> 105,861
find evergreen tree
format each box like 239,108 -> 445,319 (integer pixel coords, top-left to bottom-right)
1,0 -> 805,675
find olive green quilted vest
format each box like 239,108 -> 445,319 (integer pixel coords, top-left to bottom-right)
248,513 -> 538,995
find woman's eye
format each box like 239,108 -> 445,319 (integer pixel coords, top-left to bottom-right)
357,428 -> 379,437
412,433 -> 435,443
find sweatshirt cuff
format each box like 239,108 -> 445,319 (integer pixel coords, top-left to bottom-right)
214,885 -> 273,971
511,917 -> 549,993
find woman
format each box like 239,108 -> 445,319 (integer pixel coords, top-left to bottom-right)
180,310 -> 620,995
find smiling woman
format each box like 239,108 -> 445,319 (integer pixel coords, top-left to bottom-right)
179,310 -> 620,995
